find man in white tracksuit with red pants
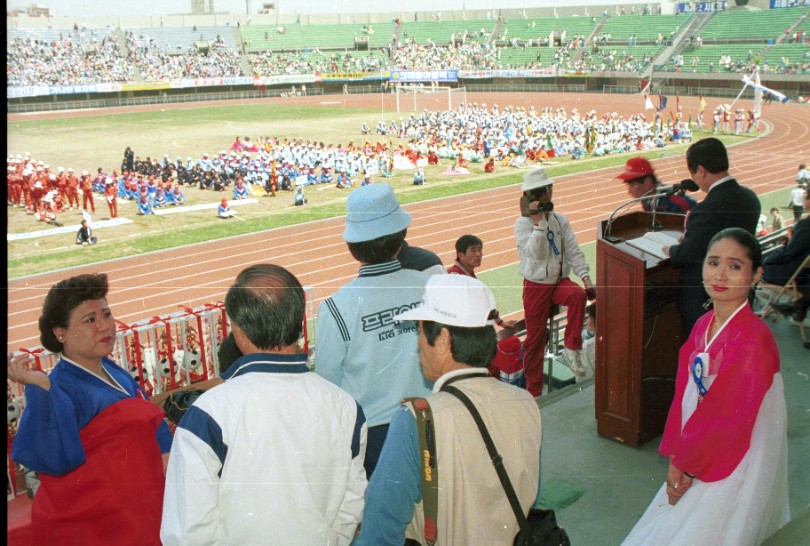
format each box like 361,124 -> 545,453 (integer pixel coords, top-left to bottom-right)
515,168 -> 594,397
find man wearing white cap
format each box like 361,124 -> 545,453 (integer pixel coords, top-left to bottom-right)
315,184 -> 432,478
79,169 -> 95,213
354,274 -> 541,545
515,168 -> 594,394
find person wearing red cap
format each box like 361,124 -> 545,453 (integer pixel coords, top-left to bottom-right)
616,157 -> 696,215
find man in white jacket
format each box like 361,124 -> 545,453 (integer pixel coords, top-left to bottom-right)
515,168 -> 594,396
161,264 -> 367,545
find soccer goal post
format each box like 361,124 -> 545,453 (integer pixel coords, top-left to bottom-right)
394,84 -> 467,113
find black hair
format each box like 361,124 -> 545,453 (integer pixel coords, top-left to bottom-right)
707,227 -> 762,270
524,185 -> 552,202
225,264 -> 305,351
627,173 -> 660,187
347,229 -> 407,265
39,273 -> 109,353
686,137 -> 729,175
585,303 -> 596,321
217,332 -> 243,374
421,313 -> 498,368
455,234 -> 483,255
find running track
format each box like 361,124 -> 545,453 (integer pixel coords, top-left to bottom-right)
8,93 -> 809,353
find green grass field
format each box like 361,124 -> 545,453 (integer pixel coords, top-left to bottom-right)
7,102 -> 760,279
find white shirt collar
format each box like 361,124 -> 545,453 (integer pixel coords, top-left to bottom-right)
707,174 -> 733,193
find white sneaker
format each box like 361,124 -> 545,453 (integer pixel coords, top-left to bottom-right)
562,348 -> 586,376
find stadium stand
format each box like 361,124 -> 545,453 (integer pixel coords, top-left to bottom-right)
398,19 -> 496,46
597,13 -> 693,43
5,6 -> 809,101
698,7 -> 806,42
241,23 -> 383,52
125,25 -> 238,53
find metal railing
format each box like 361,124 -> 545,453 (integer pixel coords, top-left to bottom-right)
8,99 -> 108,114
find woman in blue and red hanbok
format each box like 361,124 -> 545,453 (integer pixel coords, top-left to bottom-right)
623,228 -> 789,546
9,273 -> 172,546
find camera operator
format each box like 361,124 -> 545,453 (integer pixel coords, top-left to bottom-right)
515,168 -> 595,396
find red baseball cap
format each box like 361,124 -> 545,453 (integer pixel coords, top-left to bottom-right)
617,157 -> 655,181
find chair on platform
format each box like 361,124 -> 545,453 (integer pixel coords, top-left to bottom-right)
758,254 -> 810,347
497,303 -> 572,395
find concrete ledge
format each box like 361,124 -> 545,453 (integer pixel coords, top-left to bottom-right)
153,197 -> 257,215
7,217 -> 133,241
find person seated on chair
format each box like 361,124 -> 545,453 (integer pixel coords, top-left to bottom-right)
515,168 -> 596,395
764,186 -> 810,322
353,274 -> 542,546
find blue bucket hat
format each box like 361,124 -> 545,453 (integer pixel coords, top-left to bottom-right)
342,184 -> 412,243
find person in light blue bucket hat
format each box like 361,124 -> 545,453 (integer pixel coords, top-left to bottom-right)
342,183 -> 412,243
316,184 -> 432,478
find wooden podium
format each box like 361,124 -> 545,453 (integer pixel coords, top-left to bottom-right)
595,211 -> 686,447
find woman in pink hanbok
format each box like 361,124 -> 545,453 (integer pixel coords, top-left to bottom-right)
624,228 -> 789,546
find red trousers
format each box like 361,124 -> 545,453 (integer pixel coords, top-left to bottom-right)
82,190 -> 95,213
522,278 -> 586,397
107,196 -> 118,218
67,189 -> 79,208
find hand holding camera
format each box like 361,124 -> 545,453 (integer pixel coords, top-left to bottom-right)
528,201 -> 554,215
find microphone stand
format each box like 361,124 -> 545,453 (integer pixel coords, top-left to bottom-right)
603,188 -> 660,244
649,193 -> 664,232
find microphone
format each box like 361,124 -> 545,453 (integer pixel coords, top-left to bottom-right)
603,188 -> 657,243
657,179 -> 699,196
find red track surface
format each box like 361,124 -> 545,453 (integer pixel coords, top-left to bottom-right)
8,93 -> 809,353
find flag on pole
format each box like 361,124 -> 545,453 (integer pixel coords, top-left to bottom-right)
688,114 -> 693,130
741,73 -> 788,103
698,95 -> 706,115
644,94 -> 655,110
676,94 -> 680,112
658,93 -> 668,111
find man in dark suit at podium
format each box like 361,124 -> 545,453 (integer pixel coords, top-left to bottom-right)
664,138 -> 761,334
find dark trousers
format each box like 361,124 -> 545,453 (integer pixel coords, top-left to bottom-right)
364,423 -> 390,479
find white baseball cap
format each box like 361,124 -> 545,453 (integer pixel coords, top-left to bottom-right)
397,274 -> 497,328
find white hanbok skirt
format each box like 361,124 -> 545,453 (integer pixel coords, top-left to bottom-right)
622,375 -> 790,546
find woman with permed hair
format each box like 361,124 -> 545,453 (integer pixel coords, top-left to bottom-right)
8,273 -> 172,545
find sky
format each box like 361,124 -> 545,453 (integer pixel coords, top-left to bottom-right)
8,0 -> 638,18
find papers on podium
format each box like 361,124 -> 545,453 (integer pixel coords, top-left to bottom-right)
625,230 -> 681,260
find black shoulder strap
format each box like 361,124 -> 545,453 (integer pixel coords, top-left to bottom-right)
405,397 -> 439,546
440,385 -> 530,533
